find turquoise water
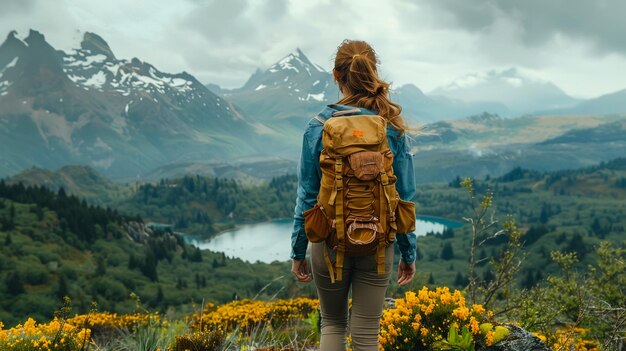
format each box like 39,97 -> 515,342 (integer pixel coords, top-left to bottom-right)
187,216 -> 463,264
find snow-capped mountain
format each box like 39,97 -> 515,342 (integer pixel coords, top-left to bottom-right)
0,30 -> 271,180
430,68 -> 580,115
208,49 -> 339,148
228,48 -> 336,106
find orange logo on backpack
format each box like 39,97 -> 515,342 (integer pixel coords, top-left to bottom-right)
353,130 -> 364,137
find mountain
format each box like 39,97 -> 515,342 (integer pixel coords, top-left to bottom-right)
209,49 -> 339,150
411,114 -> 626,182
391,84 -> 510,123
5,165 -> 130,205
430,68 -> 580,115
0,30 -> 272,180
142,157 -> 297,182
541,89 -> 626,115
540,119 -> 626,144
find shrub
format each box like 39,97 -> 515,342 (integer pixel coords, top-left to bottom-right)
379,286 -> 504,350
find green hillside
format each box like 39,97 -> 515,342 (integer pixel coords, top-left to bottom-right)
113,174 -> 297,237
412,114 -> 626,182
0,181 -> 309,326
402,158 -> 626,292
6,165 -> 132,205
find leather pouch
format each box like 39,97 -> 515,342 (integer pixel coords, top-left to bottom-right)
349,151 -> 384,181
303,203 -> 331,243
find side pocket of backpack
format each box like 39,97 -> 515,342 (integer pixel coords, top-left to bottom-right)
395,199 -> 416,234
303,203 -> 331,243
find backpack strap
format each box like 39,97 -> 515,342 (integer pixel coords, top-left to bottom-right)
332,108 -> 361,116
313,115 -> 326,124
323,244 -> 336,284
377,177 -> 387,275
333,157 -> 345,282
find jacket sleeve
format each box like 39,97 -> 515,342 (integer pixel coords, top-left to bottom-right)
392,133 -> 417,264
290,126 -> 322,260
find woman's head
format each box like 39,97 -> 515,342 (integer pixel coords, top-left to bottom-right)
333,39 -> 407,133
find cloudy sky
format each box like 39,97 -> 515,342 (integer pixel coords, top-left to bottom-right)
2,0 -> 625,98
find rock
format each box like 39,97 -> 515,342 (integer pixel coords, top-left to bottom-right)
125,221 -> 154,244
479,324 -> 551,351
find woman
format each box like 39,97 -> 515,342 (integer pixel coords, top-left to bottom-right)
290,39 -> 417,351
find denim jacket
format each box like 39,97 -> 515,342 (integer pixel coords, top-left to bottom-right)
290,103 -> 417,263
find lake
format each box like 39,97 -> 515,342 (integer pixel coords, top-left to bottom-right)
186,216 -> 463,264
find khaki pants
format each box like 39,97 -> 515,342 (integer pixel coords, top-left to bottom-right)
311,242 -> 394,351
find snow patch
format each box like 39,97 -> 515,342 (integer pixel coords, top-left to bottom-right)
313,63 -> 325,72
104,62 -> 121,76
4,57 -> 18,69
307,93 -> 325,102
255,84 -> 266,91
0,80 -> 12,92
125,100 -> 133,115
94,137 -> 112,151
312,80 -> 320,86
0,57 -> 18,82
83,71 -> 107,89
67,74 -> 86,83
66,53 -> 107,67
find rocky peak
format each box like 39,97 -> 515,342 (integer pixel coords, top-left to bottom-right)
270,48 -> 324,74
6,29 -> 65,78
80,32 -> 116,60
396,84 -> 425,97
0,30 -> 28,68
24,29 -> 47,46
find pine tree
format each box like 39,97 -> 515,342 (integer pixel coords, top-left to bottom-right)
57,274 -> 69,299
141,249 -> 158,282
96,256 -> 107,276
454,272 -> 468,287
441,242 -> 454,260
156,285 -> 164,304
6,272 -> 25,295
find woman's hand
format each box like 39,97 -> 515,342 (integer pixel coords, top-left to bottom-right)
292,259 -> 312,283
397,260 -> 416,286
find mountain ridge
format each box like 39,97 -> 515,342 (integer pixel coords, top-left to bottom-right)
430,67 -> 581,115
0,29 -> 279,180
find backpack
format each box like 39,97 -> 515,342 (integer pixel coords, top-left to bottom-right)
303,108 -> 416,283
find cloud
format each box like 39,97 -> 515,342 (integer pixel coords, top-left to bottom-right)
426,0 -> 626,55
0,0 -> 37,18
1,0 -> 625,97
